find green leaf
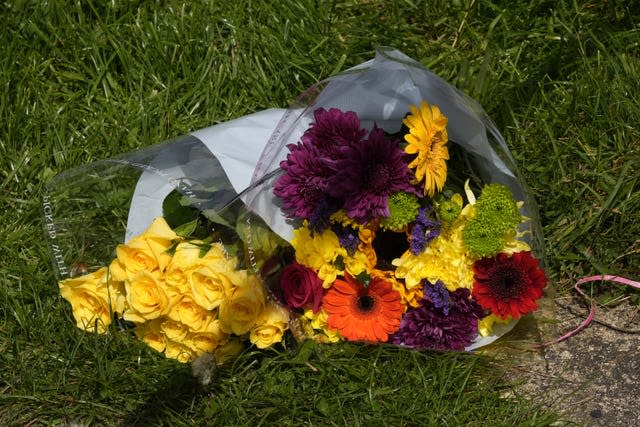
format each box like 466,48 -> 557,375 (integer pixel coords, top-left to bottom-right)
162,190 -> 199,229
172,218 -> 199,238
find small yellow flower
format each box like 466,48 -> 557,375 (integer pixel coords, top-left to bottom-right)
159,318 -> 190,343
370,269 -> 423,309
478,314 -> 513,337
250,303 -> 289,349
292,223 -> 367,288
301,308 -> 342,343
292,224 -> 344,287
58,267 -> 115,334
403,100 -> 449,197
501,234 -> 531,255
329,210 -> 363,230
183,332 -> 224,355
164,241 -> 202,294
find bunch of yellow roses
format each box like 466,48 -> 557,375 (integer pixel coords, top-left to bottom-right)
58,217 -> 289,363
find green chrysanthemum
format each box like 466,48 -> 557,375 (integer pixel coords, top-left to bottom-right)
462,217 -> 505,258
436,197 -> 462,225
474,184 -> 521,232
380,192 -> 420,231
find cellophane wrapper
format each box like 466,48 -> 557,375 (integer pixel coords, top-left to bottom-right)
45,48 -> 550,364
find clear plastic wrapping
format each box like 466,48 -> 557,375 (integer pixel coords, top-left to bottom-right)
45,48 -> 548,363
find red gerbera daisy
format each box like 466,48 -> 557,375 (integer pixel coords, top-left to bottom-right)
322,274 -> 403,342
472,251 -> 547,320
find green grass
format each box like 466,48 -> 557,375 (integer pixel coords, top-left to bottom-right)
2,0 -> 640,425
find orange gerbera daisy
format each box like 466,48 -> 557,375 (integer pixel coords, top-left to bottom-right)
403,100 -> 449,197
322,274 -> 403,342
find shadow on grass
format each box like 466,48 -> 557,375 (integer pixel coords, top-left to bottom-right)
122,364 -> 204,426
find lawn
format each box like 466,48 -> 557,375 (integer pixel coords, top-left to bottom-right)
2,0 -> 639,425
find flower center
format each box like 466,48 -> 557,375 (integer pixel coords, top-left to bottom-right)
363,163 -> 390,192
356,294 -> 376,312
490,267 -> 526,299
301,176 -> 326,203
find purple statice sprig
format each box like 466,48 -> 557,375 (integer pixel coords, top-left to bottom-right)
331,223 -> 360,256
308,198 -> 339,234
423,279 -> 451,316
410,205 -> 441,255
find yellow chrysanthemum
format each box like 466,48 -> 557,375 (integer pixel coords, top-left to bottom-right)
501,231 -> 531,255
371,269 -> 423,309
291,222 -> 368,287
393,202 -> 475,291
403,100 -> 449,197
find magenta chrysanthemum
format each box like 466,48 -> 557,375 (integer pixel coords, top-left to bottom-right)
273,142 -> 335,220
328,126 -> 415,223
301,108 -> 366,157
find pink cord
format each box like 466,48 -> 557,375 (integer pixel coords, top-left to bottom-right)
538,275 -> 640,348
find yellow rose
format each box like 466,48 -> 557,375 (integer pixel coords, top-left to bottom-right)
159,318 -> 190,342
164,241 -> 202,294
167,295 -> 216,332
214,338 -> 244,365
123,270 -> 172,323
108,279 -> 128,314
164,340 -> 196,363
134,319 -> 167,353
59,267 -> 114,334
218,273 -> 265,335
250,303 -> 289,349
187,243 -> 239,310
182,332 -> 223,355
109,217 -> 179,282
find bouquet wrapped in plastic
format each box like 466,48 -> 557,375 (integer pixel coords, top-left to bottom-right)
45,48 -> 547,364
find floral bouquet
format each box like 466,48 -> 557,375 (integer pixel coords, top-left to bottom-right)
265,105 -> 546,350
45,48 -> 548,364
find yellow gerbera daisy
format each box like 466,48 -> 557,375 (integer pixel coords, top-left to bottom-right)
403,101 -> 449,197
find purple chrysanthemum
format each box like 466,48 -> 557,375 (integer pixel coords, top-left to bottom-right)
301,108 -> 367,158
390,287 -> 485,351
410,206 -> 441,255
328,125 -> 415,223
273,142 -> 335,220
